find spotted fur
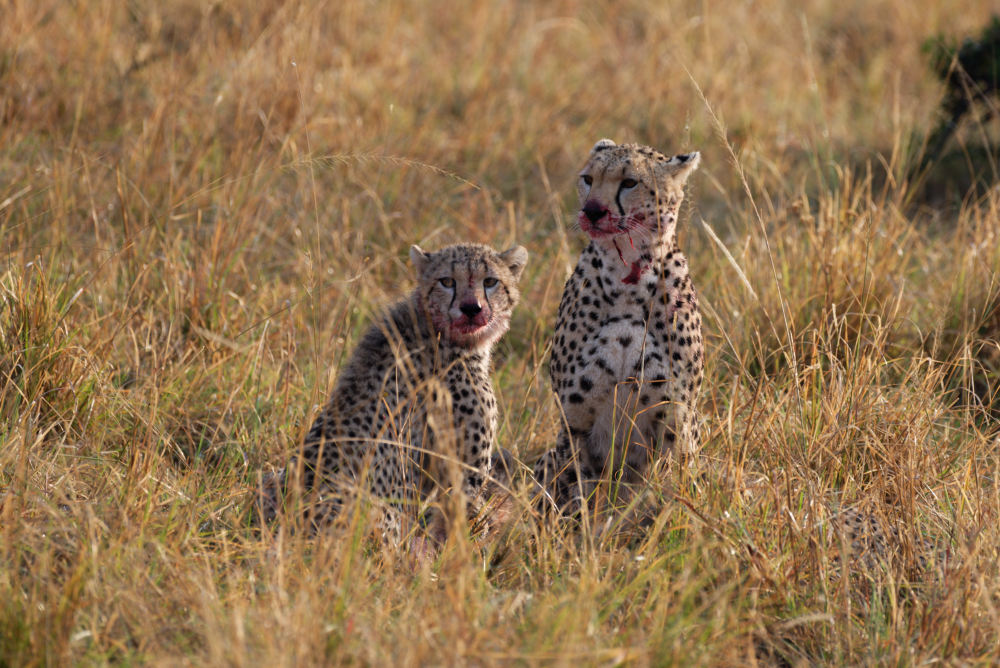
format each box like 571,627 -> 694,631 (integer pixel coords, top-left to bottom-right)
715,471 -> 946,575
534,139 -> 704,514
830,508 -> 937,572
261,243 -> 528,544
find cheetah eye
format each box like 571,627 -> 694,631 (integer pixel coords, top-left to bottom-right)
483,277 -> 499,289
621,178 -> 638,189
438,277 -> 455,288
580,175 -> 593,186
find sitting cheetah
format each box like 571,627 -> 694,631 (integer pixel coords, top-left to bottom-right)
261,243 -> 528,544
534,139 -> 704,514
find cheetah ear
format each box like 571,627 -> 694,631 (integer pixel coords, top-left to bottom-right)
591,138 -> 616,153
662,151 -> 701,183
499,245 -> 528,281
409,245 -> 430,273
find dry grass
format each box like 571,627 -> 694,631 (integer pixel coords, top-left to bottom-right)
3,0 -> 1000,664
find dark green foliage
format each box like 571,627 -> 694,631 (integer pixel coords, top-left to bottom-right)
923,16 -> 1000,167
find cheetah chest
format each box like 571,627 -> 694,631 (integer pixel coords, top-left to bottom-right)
553,269 -> 688,434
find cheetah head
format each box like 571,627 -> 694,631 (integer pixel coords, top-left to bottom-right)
410,243 -> 529,350
576,139 -> 700,246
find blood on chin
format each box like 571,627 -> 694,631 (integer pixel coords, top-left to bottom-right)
580,218 -> 619,239
583,227 -> 620,240
448,319 -> 506,348
452,321 -> 486,334
579,212 -> 648,241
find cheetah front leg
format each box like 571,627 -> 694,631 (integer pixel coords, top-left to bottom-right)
662,298 -> 704,457
412,385 -> 498,544
532,427 -> 600,516
533,389 -> 690,522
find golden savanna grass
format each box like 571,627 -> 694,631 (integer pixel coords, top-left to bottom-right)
3,0 -> 1000,664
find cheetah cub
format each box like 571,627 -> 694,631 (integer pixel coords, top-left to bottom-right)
262,243 -> 528,545
534,139 -> 704,515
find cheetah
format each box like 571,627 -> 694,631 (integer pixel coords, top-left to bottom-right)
730,473 -> 945,574
534,139 -> 704,515
261,243 -> 528,545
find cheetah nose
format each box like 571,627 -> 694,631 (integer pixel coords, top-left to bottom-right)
582,201 -> 606,223
460,302 -> 482,318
